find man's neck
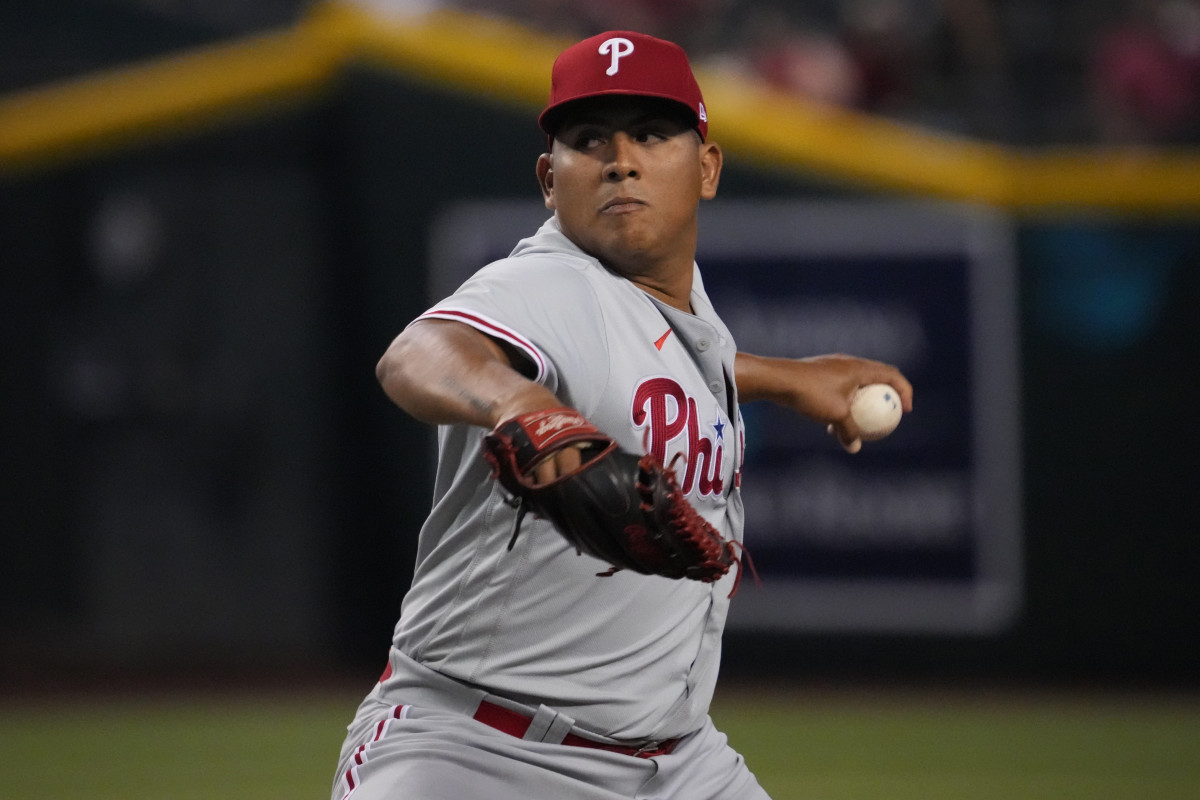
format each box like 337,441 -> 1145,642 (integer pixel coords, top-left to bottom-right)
631,274 -> 693,313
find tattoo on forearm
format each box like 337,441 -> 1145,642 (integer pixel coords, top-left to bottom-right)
442,377 -> 495,418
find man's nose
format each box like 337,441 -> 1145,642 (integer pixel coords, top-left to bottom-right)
604,133 -> 640,181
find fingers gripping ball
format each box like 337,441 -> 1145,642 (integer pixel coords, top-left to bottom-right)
850,383 -> 903,440
482,407 -> 740,586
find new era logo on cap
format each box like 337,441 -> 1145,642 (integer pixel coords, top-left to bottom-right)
539,31 -> 708,141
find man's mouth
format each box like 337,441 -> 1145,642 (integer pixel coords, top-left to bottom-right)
601,197 -> 645,213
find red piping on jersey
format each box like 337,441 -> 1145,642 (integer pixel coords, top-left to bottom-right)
418,309 -> 547,382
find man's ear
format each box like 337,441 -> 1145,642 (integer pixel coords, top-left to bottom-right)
536,153 -> 556,210
699,141 -> 723,200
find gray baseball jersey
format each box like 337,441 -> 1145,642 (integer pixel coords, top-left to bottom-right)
331,216 -> 768,800
388,216 -> 747,742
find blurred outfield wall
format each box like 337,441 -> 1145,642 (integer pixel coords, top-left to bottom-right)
1,4 -> 1198,686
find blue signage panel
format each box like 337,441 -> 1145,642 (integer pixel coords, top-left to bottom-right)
698,201 -> 1022,634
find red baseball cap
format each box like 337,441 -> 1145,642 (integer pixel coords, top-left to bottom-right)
539,31 -> 709,142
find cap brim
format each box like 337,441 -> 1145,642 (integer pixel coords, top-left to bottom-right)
538,92 -> 704,140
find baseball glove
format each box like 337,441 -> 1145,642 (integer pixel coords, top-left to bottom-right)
482,406 -> 739,586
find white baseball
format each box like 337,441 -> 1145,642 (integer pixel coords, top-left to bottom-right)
850,383 -> 903,440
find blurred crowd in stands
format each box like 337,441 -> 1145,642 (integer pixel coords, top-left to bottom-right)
6,0 -> 1198,146
446,0 -> 1200,145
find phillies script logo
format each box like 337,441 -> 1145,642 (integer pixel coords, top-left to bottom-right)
632,377 -> 724,497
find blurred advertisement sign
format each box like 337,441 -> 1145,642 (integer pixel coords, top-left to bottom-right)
699,201 -> 1022,634
431,199 -> 1022,634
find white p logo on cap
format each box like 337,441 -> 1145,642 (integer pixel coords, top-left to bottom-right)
599,37 -> 634,76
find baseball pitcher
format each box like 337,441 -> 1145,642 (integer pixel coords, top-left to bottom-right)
331,29 -> 912,800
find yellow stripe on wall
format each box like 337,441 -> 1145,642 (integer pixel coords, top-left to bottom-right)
1013,148 -> 1200,215
697,69 -> 1016,206
1,0 -> 1198,215
0,18 -> 349,170
316,3 -> 565,106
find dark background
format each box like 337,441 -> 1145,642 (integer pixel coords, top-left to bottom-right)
2,0 -> 1198,691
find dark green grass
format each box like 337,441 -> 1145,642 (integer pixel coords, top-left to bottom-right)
713,687 -> 1200,800
1,687 -> 1196,799
0,692 -> 352,800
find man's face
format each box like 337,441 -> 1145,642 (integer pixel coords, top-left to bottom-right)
536,96 -> 722,277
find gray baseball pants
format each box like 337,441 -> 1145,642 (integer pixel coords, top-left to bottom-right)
331,651 -> 771,800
